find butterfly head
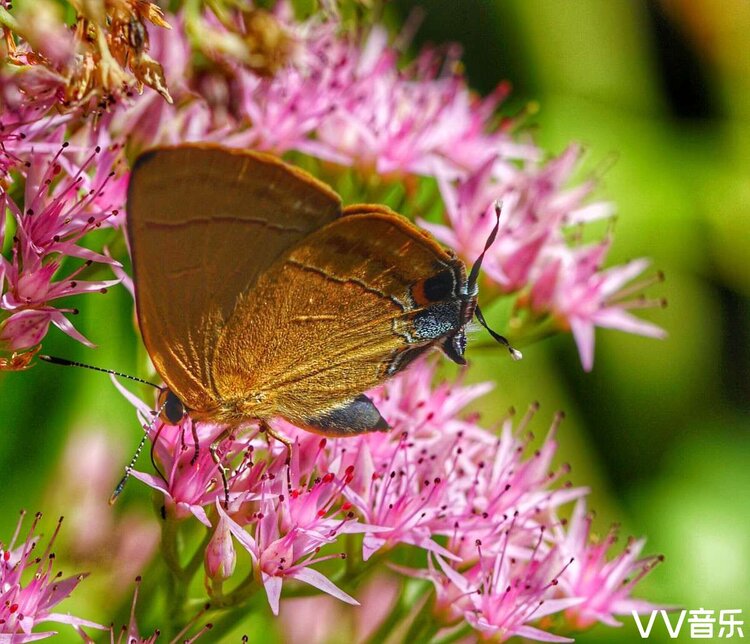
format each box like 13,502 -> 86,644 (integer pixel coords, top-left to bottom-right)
158,388 -> 187,424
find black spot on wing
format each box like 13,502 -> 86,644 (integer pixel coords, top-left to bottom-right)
423,269 -> 456,302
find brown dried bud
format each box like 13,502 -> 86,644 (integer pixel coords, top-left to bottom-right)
131,52 -> 172,103
241,9 -> 295,78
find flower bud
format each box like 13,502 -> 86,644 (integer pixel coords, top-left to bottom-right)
0,310 -> 52,352
205,514 -> 236,580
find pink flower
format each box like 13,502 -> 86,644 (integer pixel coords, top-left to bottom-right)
541,248 -> 667,371
0,146 -> 122,356
323,361 -> 496,560
0,105 -> 71,179
322,364 -> 583,563
313,28 -> 535,177
445,411 -> 586,561
424,144 -> 664,371
218,470 -> 364,615
426,145 -> 613,291
75,576 -> 213,643
398,539 -> 581,642
0,512 -> 103,641
553,500 -> 664,629
129,423 -> 229,527
450,545 -> 582,643
225,24 -> 355,158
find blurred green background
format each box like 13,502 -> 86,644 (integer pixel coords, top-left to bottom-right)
1,0 -> 749,642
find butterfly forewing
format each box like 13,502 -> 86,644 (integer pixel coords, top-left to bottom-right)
212,209 -> 468,428
127,144 -> 342,412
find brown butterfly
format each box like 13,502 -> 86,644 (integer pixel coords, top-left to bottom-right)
126,144 -> 518,446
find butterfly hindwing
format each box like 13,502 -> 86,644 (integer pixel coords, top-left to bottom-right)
212,209 -> 469,431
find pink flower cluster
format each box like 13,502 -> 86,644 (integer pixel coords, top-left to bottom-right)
75,577 -> 213,644
0,512 -> 102,642
0,142 -> 124,362
424,147 -> 666,370
117,360 -> 661,641
104,8 -> 533,176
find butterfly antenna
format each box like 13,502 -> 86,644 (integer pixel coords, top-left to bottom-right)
475,304 -> 523,361
465,202 -> 523,361
39,355 -> 161,389
467,201 -> 504,295
109,399 -> 168,505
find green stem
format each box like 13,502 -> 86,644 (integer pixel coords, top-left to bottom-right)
161,516 -> 188,637
204,582 -> 268,641
0,7 -> 20,32
185,528 -> 214,580
161,514 -> 183,577
361,582 -> 412,644
402,594 -> 441,644
212,570 -> 257,608
431,622 -> 473,644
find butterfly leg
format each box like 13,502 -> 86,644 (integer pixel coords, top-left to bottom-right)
260,420 -> 293,493
209,428 -> 231,508
149,422 -> 168,486
189,416 -> 200,465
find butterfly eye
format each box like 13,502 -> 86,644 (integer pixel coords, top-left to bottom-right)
158,389 -> 186,424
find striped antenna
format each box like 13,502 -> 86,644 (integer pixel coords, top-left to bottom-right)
109,398 -> 168,505
39,355 -> 161,389
464,202 -> 523,361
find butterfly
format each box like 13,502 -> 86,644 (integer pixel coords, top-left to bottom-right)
126,143 -> 518,444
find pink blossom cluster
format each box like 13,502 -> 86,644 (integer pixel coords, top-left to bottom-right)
0,142 -> 124,363
0,512 -> 102,641
0,513 -> 206,643
423,148 -> 667,370
115,360 -> 661,641
105,10 -> 535,175
74,576 -> 213,644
